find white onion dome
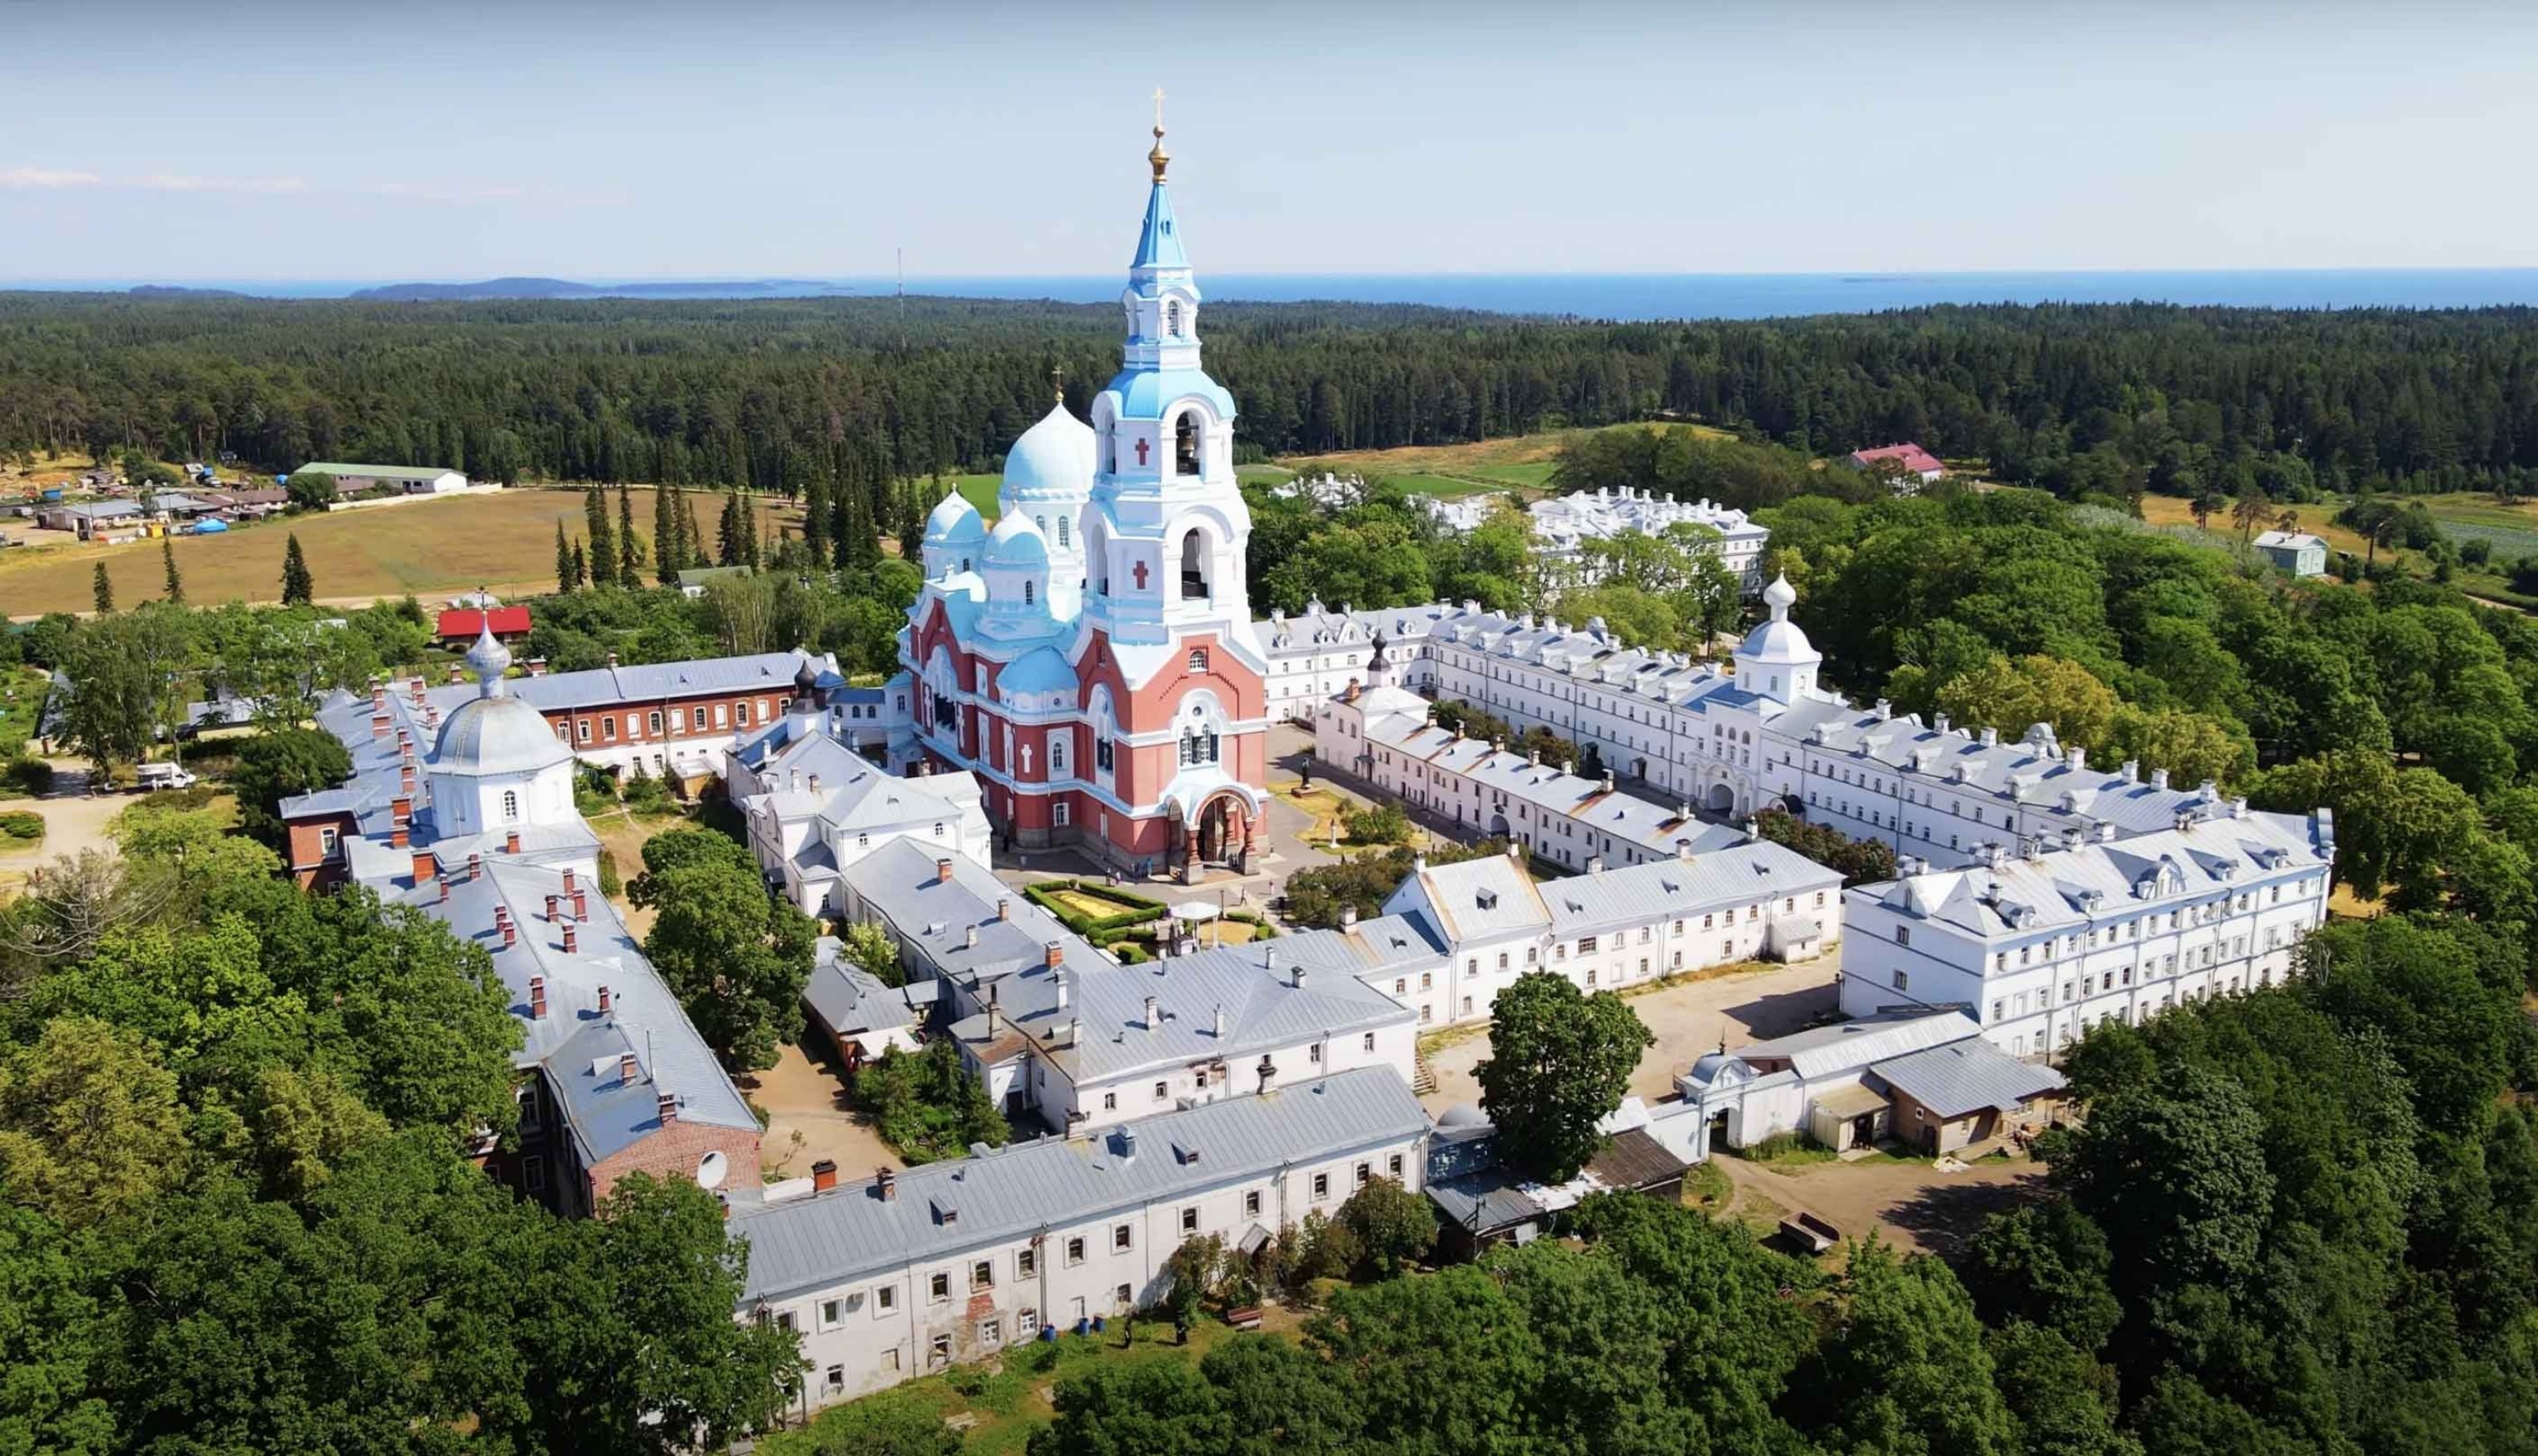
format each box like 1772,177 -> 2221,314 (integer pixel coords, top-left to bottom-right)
1737,573 -> 1818,666
433,694 -> 575,777
999,400 -> 1097,503
463,617 -> 512,686
984,512 -> 1050,568
924,492 -> 988,547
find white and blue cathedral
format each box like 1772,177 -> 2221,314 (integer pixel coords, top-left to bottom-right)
891,121 -> 1272,879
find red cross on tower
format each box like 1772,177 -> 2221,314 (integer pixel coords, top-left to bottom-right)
1132,560 -> 1150,591
1134,437 -> 1150,467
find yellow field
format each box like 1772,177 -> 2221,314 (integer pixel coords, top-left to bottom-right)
0,488 -> 796,618
2130,493 -> 2367,557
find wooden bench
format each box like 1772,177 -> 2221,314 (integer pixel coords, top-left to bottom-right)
1225,1305 -> 1264,1332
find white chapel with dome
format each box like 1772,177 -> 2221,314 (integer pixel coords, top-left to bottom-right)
891,116 -> 1271,880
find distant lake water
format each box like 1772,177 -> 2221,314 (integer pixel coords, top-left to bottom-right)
21,270 -> 2538,321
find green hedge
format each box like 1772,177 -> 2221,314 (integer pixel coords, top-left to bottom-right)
1,758 -> 53,798
1111,941 -> 1154,964
0,810 -> 42,839
1021,879 -> 1169,937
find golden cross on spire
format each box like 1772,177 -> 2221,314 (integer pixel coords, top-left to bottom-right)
1050,364 -> 1064,402
1148,87 -> 1171,182
1152,87 -> 1166,134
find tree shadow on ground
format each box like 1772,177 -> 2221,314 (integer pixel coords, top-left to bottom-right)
1877,1168 -> 2050,1264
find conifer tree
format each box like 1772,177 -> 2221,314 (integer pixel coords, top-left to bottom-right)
896,481 -> 928,560
617,486 -> 642,587
686,499 -> 708,572
92,561 -> 114,613
716,489 -> 742,567
583,484 -> 614,586
556,522 -> 577,593
161,537 -> 183,604
280,534 -> 314,606
802,478 -> 831,568
654,483 -> 684,586
570,541 -> 587,589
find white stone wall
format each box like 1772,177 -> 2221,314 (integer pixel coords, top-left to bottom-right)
766,1132 -> 1426,1410
1839,864 -> 2330,1058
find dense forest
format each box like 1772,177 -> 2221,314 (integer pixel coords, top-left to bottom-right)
5,293 -> 2538,501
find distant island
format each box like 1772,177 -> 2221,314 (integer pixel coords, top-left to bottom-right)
126,285 -> 248,299
348,276 -> 855,302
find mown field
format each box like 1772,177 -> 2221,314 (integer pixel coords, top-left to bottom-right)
1277,422 -> 1731,499
0,487 -> 793,617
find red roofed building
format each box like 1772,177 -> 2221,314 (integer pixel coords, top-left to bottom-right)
1847,443 -> 1946,491
437,606 -> 533,648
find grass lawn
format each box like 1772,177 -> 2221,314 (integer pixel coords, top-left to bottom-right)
1277,422 -> 1733,501
948,473 -> 1004,522
0,666 -> 49,758
760,1315 -> 1271,1456
0,487 -> 794,617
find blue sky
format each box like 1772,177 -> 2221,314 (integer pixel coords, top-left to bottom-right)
2,0 -> 2532,281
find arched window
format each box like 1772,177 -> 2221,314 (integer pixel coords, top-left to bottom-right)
1056,515 -> 1069,547
1166,300 -> 1182,336
1178,730 -> 1220,766
1024,580 -> 1035,606
501,790 -> 519,821
1186,647 -> 1209,674
1179,531 -> 1207,601
1052,738 -> 1068,773
1035,515 -> 1046,534
1173,411 -> 1200,476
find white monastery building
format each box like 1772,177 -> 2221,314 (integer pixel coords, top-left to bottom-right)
1529,486 -> 1769,591
1257,600 -> 1449,720
732,1067 -> 1430,1410
1841,805 -> 2336,1057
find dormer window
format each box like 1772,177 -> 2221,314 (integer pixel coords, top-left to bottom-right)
1186,648 -> 1208,674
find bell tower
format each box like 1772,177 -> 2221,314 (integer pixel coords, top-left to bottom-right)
1086,94 -> 1252,651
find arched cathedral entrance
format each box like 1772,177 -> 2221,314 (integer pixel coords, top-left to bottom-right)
1172,789 -> 1260,883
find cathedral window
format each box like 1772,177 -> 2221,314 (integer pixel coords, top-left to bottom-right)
1024,581 -> 1035,606
1179,731 -> 1221,767
1057,516 -> 1069,547
1096,737 -> 1115,773
1052,740 -> 1068,773
1187,647 -> 1208,674
501,790 -> 519,821
1035,515 -> 1046,534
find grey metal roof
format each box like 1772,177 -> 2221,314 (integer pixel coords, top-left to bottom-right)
422,650 -> 830,716
1398,854 -> 1550,940
731,1067 -> 1430,1301
1734,1010 -> 1981,1081
1534,840 -> 1842,933
840,838 -> 1089,986
969,927 -> 1417,1082
296,679 -> 759,1167
1871,1039 -> 2065,1119
805,958 -> 920,1038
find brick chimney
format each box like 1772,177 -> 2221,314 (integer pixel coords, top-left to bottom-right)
449,664 -> 464,685
468,852 -> 483,880
656,1091 -> 676,1126
528,973 -> 545,1018
504,829 -> 521,854
414,849 -> 436,884
996,896 -> 1009,921
400,763 -> 416,794
562,920 -> 577,953
811,1159 -> 838,1193
563,866 -> 577,897
371,712 -> 391,740
527,657 -> 547,677
572,889 -> 587,919
502,919 -> 517,950
935,857 -> 954,884
597,983 -> 613,1014
1043,940 -> 1063,970
619,1051 -> 638,1086
392,795 -> 411,825
390,824 -> 409,849
877,1167 -> 898,1201
545,893 -> 559,920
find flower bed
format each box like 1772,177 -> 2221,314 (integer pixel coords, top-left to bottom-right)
1022,879 -> 1169,937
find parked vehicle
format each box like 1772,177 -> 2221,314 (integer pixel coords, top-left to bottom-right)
135,761 -> 198,792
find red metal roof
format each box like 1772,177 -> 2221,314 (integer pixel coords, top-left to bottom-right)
437,606 -> 533,639
1848,443 -> 1946,476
